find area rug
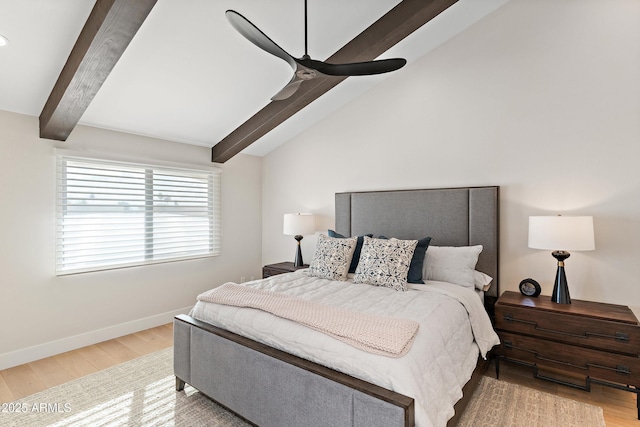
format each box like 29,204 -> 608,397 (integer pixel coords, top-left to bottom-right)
457,376 -> 605,427
1,348 -> 606,427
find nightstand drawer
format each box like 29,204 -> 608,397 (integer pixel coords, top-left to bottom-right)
262,267 -> 284,278
497,331 -> 640,385
262,262 -> 309,279
495,304 -> 640,355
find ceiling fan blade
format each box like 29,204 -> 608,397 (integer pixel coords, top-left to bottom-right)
271,61 -> 331,101
311,58 -> 407,77
226,10 -> 297,70
271,79 -> 304,101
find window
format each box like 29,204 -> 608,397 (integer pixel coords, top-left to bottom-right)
56,155 -> 221,275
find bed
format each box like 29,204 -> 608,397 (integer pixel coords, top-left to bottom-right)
174,186 -> 500,427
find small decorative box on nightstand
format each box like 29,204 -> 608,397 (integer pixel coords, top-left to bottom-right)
494,291 -> 640,419
262,262 -> 308,279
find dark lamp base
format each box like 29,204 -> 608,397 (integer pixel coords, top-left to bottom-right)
293,235 -> 304,267
551,250 -> 571,304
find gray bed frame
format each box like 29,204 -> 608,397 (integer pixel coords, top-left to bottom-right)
174,186 -> 499,427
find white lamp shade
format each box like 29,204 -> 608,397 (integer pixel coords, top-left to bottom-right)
283,213 -> 315,236
528,216 -> 595,251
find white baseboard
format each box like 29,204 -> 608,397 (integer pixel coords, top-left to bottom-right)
0,307 -> 191,371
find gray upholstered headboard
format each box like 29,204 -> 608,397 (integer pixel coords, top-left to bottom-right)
335,186 -> 499,299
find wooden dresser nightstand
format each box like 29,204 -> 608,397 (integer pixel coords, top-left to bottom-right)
262,262 -> 308,279
494,291 -> 640,418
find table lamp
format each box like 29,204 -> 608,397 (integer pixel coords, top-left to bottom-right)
528,215 -> 595,304
283,213 -> 315,267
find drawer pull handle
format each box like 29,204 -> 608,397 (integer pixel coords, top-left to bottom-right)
502,314 -> 630,342
536,355 -> 588,370
504,341 -> 588,370
536,326 -> 587,339
587,363 -> 631,375
503,341 -> 630,374
503,340 -> 537,355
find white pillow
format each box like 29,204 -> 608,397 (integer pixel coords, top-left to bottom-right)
423,245 -> 483,290
308,234 -> 357,281
474,270 -> 493,291
353,236 -> 418,291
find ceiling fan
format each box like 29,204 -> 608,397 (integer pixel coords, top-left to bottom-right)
226,1 -> 407,101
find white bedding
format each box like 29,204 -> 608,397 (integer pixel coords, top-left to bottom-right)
190,269 -> 500,427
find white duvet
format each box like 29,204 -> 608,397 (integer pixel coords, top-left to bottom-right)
190,270 -> 500,427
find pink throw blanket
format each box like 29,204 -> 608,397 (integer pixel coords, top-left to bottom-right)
197,283 -> 419,358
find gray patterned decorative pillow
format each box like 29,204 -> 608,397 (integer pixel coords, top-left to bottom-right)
353,236 -> 418,291
308,234 -> 357,281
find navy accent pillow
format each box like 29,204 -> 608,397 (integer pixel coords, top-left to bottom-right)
328,230 -> 373,273
379,236 -> 432,284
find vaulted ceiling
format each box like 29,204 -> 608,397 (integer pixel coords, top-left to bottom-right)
0,0 -> 510,161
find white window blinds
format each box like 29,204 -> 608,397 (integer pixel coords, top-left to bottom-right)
56,156 -> 221,275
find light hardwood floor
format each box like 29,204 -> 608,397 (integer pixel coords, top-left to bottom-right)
0,323 -> 173,403
1,323 -> 637,426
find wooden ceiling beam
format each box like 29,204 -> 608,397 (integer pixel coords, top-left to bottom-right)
39,0 -> 158,141
212,0 -> 459,163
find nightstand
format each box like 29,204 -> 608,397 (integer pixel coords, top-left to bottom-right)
262,261 -> 308,279
494,291 -> 640,418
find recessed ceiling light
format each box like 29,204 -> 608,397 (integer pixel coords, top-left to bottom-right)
0,34 -> 8,46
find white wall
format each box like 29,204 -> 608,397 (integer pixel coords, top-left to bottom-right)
262,0 -> 640,314
0,110 -> 263,369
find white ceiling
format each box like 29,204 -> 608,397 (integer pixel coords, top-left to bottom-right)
0,0 -> 510,157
